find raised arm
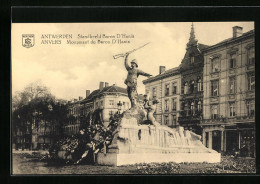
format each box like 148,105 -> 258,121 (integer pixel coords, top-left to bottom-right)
124,53 -> 131,71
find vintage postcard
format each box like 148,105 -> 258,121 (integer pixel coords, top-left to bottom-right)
11,22 -> 255,174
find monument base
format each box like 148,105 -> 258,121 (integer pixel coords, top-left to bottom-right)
96,107 -> 221,166
97,152 -> 221,166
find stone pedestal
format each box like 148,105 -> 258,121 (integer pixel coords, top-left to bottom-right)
97,152 -> 221,166
97,108 -> 221,166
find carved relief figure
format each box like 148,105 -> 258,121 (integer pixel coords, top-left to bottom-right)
144,98 -> 160,126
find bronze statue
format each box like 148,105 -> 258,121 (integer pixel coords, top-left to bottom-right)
124,53 -> 152,108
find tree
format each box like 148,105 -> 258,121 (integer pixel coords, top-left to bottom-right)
12,80 -> 54,111
12,81 -> 68,150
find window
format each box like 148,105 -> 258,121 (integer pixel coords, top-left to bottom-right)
100,100 -> 103,106
172,115 -> 177,127
164,115 -> 169,125
95,102 -> 98,108
191,102 -> 195,115
165,84 -> 170,96
211,105 -> 218,119
184,82 -> 188,94
185,103 -> 189,116
191,57 -> 195,64
212,57 -> 220,72
197,79 -> 202,92
230,54 -> 236,68
197,101 -> 202,111
248,47 -> 255,65
248,73 -> 255,91
211,80 -> 219,96
247,100 -> 255,117
165,99 -> 169,112
190,81 -> 195,94
229,103 -> 236,117
109,100 -> 114,106
172,83 -> 177,95
229,77 -> 236,94
172,98 -> 177,111
190,53 -> 195,64
152,87 -> 157,98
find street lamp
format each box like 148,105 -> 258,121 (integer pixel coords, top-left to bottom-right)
48,104 -> 53,111
109,111 -> 114,120
117,101 -> 122,114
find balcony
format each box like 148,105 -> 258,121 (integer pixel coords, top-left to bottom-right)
178,110 -> 202,123
246,61 -> 255,71
246,90 -> 255,99
229,68 -> 236,75
228,94 -> 235,100
210,71 -> 220,78
202,114 -> 255,125
210,96 -> 219,103
180,91 -> 203,100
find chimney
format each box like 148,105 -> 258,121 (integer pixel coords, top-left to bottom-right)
105,82 -> 109,87
79,96 -> 83,101
159,66 -> 166,74
74,99 -> 78,102
99,82 -> 104,90
233,26 -> 243,38
86,90 -> 90,98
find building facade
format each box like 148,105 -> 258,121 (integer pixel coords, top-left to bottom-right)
201,27 -> 255,156
64,82 -> 130,135
143,24 -> 255,157
64,97 -> 83,135
178,23 -> 209,134
91,82 -> 130,127
143,66 -> 181,128
143,23 -> 207,130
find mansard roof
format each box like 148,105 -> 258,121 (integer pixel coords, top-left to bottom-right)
81,85 -> 127,104
198,43 -> 210,51
101,85 -> 127,94
143,66 -> 180,84
201,29 -> 254,52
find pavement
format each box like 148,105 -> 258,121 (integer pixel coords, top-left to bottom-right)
12,149 -> 49,155
11,152 -> 256,175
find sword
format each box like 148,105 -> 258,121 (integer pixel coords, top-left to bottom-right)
113,42 -> 150,59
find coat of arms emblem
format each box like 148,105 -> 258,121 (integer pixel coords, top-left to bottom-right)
22,34 -> 35,48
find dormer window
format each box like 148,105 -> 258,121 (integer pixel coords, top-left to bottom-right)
190,53 -> 195,64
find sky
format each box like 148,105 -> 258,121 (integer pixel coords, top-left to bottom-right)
12,22 -> 254,100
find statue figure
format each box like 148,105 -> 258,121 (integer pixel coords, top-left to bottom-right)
142,94 -> 150,120
124,53 -> 152,108
144,98 -> 160,126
